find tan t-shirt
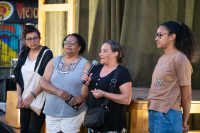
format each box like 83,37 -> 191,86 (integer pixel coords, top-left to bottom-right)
147,50 -> 193,113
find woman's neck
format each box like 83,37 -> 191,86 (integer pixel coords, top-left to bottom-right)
164,44 -> 177,55
103,62 -> 118,71
29,45 -> 42,54
28,45 -> 42,61
64,54 -> 80,63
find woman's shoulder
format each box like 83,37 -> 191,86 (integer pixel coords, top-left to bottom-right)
173,50 -> 189,63
53,55 -> 63,61
118,65 -> 130,74
19,47 -> 29,58
80,57 -> 89,63
41,46 -> 53,56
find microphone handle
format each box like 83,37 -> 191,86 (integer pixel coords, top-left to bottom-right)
82,65 -> 96,84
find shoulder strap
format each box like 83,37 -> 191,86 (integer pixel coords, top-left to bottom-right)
102,65 -> 120,106
35,49 -> 49,73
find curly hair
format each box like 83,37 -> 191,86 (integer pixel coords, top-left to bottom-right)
161,21 -> 199,63
62,33 -> 86,55
104,39 -> 124,64
22,25 -> 41,42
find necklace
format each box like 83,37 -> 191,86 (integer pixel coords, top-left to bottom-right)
62,55 -> 80,66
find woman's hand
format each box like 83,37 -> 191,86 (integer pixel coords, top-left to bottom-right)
21,94 -> 34,108
91,89 -> 105,99
17,96 -> 23,109
183,124 -> 189,132
81,71 -> 93,86
72,95 -> 85,105
56,89 -> 71,101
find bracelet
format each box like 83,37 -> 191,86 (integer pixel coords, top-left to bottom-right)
31,92 -> 36,99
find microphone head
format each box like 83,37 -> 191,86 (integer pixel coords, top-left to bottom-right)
92,60 -> 98,65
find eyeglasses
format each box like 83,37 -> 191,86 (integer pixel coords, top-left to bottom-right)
155,32 -> 168,39
26,37 -> 39,42
63,41 -> 77,46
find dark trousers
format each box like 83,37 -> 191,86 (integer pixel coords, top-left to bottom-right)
20,108 -> 45,133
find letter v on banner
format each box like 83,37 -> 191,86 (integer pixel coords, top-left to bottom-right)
16,3 -> 23,19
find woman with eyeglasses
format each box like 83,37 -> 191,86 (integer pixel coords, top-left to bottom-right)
14,25 -> 53,133
148,21 -> 199,133
40,33 -> 91,133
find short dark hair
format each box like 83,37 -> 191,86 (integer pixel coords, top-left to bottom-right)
62,33 -> 86,55
104,39 -> 124,64
22,25 -> 41,41
161,21 -> 199,63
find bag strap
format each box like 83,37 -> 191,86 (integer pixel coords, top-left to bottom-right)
102,65 -> 120,107
35,49 -> 49,73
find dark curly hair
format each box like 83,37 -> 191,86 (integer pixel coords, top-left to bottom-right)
62,33 -> 86,55
161,21 -> 199,63
22,25 -> 41,42
104,39 -> 124,64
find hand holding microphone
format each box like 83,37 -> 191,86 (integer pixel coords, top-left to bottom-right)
82,60 -> 98,84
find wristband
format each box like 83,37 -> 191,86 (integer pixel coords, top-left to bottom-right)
31,92 -> 36,99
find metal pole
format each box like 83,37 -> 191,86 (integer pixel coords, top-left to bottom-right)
0,15 -> 4,71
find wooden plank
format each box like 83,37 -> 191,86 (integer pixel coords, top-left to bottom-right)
5,91 -> 20,128
130,109 -> 149,133
67,0 -> 75,34
130,109 -> 138,133
38,0 -> 75,46
40,4 -> 71,12
127,102 -> 147,111
190,103 -> 200,113
40,121 -> 46,133
142,103 -> 148,110
142,109 -> 149,131
38,0 -> 46,46
188,131 -> 200,133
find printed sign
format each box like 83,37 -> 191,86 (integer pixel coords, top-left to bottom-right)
0,1 -> 38,23
0,1 -> 14,20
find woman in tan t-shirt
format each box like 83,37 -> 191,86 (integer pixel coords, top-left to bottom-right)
148,21 -> 199,133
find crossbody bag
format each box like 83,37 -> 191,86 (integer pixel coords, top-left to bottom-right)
83,65 -> 119,130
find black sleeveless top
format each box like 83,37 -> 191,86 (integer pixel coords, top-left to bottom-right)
86,65 -> 132,132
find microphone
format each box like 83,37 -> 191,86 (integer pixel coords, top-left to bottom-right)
82,60 -> 98,84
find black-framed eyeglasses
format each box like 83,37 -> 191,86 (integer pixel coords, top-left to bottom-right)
26,37 -> 39,42
155,32 -> 169,39
63,41 -> 77,46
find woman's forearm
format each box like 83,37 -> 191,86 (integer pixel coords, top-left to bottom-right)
92,82 -> 132,105
16,83 -> 22,97
181,97 -> 191,125
32,83 -> 44,96
104,92 -> 131,105
105,82 -> 131,105
81,85 -> 89,99
40,78 -> 61,96
181,86 -> 192,126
